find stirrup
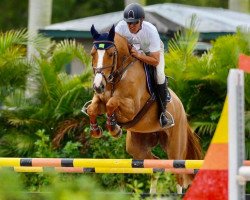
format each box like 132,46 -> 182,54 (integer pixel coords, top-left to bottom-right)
81,100 -> 92,116
165,111 -> 175,127
159,111 -> 175,128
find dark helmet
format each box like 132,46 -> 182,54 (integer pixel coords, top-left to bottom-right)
123,3 -> 145,23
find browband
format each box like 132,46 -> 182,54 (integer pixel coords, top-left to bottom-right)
93,40 -> 114,50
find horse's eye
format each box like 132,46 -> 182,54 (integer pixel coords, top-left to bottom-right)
108,52 -> 114,57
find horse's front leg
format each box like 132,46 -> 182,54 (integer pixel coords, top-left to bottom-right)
106,97 -> 122,138
86,95 -> 105,138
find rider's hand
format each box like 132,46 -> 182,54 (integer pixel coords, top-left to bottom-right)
130,47 -> 140,59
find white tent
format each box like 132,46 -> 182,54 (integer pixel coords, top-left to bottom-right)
40,3 -> 250,40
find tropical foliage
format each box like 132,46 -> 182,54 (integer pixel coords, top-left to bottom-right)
166,18 -> 250,151
1,22 -> 250,196
0,29 -> 93,157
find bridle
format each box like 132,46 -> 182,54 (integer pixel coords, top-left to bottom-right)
92,40 -> 118,84
92,40 -> 137,93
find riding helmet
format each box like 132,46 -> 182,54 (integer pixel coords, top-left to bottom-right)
123,3 -> 145,23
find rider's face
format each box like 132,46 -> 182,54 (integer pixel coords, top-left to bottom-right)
127,20 -> 141,34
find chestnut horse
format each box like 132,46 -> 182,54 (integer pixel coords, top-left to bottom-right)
85,25 -> 202,191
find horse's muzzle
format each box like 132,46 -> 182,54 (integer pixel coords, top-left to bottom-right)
93,83 -> 105,94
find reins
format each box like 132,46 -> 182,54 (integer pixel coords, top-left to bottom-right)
110,55 -> 137,84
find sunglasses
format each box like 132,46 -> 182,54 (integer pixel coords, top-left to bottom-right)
127,20 -> 140,25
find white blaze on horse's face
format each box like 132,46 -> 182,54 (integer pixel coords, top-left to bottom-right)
93,49 -> 106,93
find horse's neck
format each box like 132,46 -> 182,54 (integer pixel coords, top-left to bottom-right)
114,34 -> 131,65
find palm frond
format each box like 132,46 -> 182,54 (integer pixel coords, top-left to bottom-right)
168,14 -> 199,62
0,30 -> 30,90
51,39 -> 91,72
191,121 -> 217,136
165,14 -> 200,99
0,29 -> 28,54
0,29 -> 49,55
0,131 -> 35,156
0,60 -> 30,88
54,85 -> 85,119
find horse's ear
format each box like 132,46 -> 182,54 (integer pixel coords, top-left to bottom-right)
90,24 -> 100,40
108,24 -> 115,42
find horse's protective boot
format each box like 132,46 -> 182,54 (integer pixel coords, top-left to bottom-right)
157,80 -> 174,127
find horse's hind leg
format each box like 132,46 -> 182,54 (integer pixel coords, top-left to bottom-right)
126,131 -> 159,194
126,131 -> 159,159
159,125 -> 191,194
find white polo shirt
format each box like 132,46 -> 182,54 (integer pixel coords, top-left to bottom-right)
115,20 -> 162,54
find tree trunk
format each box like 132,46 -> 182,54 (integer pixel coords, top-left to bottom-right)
27,0 -> 52,59
229,0 -> 249,13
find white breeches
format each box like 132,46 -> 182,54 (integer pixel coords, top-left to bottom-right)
155,42 -> 165,84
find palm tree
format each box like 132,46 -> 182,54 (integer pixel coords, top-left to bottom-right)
0,29 -> 93,156
27,0 -> 52,59
0,29 -> 45,156
0,30 -> 30,102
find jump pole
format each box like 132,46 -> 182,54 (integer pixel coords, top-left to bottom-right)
228,69 -> 245,200
0,167 -> 198,174
1,158 -> 250,169
0,158 -> 203,169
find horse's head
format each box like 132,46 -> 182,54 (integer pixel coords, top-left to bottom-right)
90,25 -> 117,94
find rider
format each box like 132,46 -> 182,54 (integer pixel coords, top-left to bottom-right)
115,3 -> 173,127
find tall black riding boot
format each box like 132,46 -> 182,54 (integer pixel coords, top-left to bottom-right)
157,80 -> 171,127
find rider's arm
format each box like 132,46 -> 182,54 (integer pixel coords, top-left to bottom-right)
130,47 -> 160,67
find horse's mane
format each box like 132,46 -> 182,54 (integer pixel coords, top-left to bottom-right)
114,33 -> 131,55
115,33 -> 127,42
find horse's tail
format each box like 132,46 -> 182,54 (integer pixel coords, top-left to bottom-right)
186,124 -> 203,160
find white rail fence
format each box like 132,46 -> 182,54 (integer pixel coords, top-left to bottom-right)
228,69 -> 246,200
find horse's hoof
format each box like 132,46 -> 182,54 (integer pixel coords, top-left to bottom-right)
111,126 -> 122,138
90,127 -> 103,138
